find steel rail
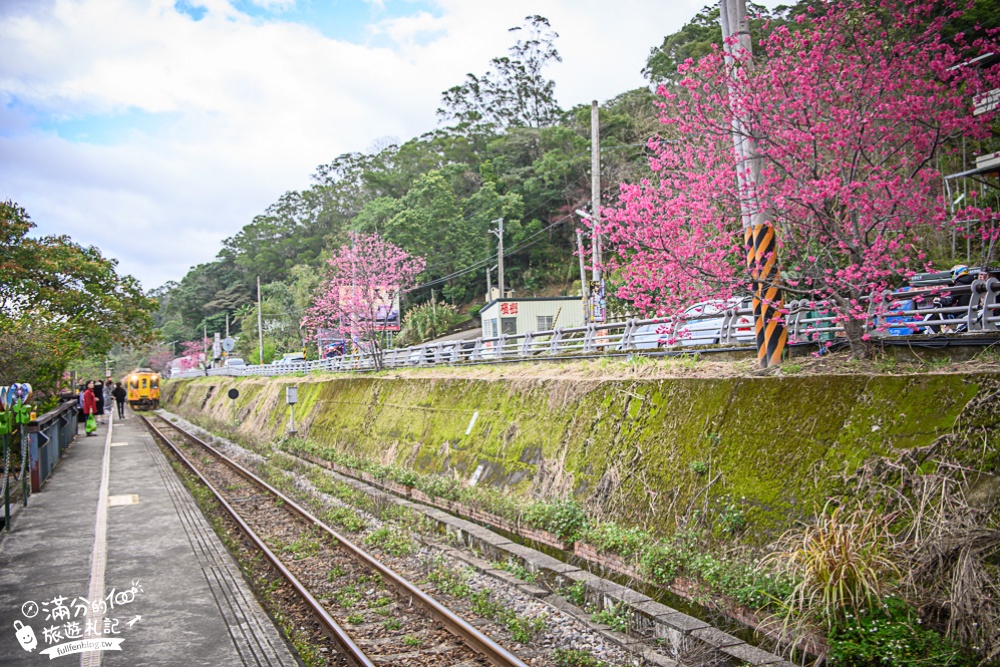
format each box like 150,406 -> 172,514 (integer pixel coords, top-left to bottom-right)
144,414 -> 531,667
140,415 -> 375,667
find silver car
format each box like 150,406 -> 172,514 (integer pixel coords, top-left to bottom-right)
676,297 -> 755,346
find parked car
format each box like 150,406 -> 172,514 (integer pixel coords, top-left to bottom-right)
224,357 -> 245,367
406,347 -> 425,366
876,288 -> 923,336
675,296 -> 755,346
615,322 -> 671,350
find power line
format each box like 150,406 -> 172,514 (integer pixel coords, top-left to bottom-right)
404,183 -> 623,294
405,211 -> 576,293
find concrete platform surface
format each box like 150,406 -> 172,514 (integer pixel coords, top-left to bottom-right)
0,410 -> 299,667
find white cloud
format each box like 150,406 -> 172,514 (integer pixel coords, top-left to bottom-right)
248,0 -> 297,10
0,0 -> 717,289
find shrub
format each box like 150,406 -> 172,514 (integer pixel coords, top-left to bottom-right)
419,474 -> 461,501
581,522 -> 651,560
641,540 -> 686,586
828,596 -> 975,667
591,602 -> 631,633
553,649 -> 607,667
523,499 -> 589,542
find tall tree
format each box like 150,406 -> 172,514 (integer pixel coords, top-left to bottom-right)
643,3 -> 774,84
438,15 -> 563,133
606,0 -> 1000,357
0,201 -> 156,389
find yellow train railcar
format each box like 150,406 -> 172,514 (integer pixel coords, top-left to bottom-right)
125,368 -> 161,410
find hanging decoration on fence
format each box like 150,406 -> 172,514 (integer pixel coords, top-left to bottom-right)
1,383 -> 34,531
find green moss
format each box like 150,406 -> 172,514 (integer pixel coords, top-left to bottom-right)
166,371 -> 996,542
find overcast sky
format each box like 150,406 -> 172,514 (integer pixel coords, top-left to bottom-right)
2,0 -> 730,290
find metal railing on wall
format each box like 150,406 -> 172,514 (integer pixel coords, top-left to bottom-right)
29,400 -> 78,493
175,279 -> 1000,380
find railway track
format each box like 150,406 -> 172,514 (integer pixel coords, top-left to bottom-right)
141,414 -> 532,667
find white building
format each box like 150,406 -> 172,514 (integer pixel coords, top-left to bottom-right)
479,297 -> 585,338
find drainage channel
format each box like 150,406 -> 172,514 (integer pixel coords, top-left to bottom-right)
478,522 -> 759,647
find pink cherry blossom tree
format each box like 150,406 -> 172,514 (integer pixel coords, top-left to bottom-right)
176,339 -> 209,372
604,0 -> 999,358
303,233 -> 425,370
147,347 -> 174,374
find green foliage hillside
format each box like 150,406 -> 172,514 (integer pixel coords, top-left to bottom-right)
153,2 -> 1000,356
154,16 -> 660,354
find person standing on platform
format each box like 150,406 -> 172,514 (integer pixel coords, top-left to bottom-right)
112,381 -> 127,420
82,382 -> 97,436
93,379 -> 106,425
77,382 -> 87,426
104,379 -> 115,420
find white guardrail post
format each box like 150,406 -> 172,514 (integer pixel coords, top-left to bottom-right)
982,278 -> 1000,331
549,328 -> 564,354
583,323 -> 597,354
620,319 -> 635,350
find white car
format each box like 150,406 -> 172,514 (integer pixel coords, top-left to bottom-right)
617,322 -> 672,350
676,297 -> 755,346
224,357 -> 245,367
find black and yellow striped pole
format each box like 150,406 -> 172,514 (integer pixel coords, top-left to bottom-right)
746,223 -> 787,367
723,0 -> 786,368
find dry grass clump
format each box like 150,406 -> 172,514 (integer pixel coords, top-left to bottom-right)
847,448 -> 1000,661
763,503 -> 900,632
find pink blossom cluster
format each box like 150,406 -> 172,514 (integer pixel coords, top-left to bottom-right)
302,233 -> 425,356
176,339 -> 210,371
604,0 -> 999,347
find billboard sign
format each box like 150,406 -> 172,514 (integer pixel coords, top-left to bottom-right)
338,285 -> 401,332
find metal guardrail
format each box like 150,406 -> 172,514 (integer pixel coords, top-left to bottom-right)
174,279 -> 1000,379
29,400 -> 78,493
2,399 -> 78,531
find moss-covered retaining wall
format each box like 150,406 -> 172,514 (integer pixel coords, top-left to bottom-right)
163,371 -> 997,539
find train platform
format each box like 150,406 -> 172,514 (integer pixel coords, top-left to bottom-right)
0,411 -> 298,667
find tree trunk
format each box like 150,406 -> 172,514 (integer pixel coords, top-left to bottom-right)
842,318 -> 871,359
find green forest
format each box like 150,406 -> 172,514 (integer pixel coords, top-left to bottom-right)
143,1 -> 999,366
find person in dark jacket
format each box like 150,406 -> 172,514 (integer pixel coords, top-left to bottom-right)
104,379 -> 115,418
923,265 -> 977,334
77,382 -> 87,424
112,381 -> 127,419
92,379 -> 105,425
82,382 -> 97,436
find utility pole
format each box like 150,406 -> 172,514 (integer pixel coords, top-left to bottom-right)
591,100 -> 602,283
202,323 -> 207,368
225,312 -> 229,338
719,0 -> 786,367
257,275 -> 264,365
490,218 -> 504,298
576,229 -> 590,322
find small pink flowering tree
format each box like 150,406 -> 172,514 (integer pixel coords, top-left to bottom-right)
176,339 -> 209,371
147,347 -> 174,374
605,0 -> 999,357
303,233 -> 425,370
